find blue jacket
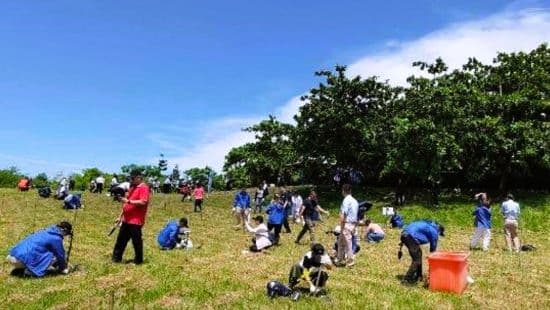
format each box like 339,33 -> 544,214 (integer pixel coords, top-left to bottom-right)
9,225 -> 67,277
234,191 -> 251,209
157,220 -> 179,249
266,202 -> 285,224
403,220 -> 440,252
473,205 -> 491,229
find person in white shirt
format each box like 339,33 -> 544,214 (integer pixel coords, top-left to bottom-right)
95,175 -> 105,194
337,184 -> 359,267
501,193 -> 521,252
111,175 -> 119,187
291,192 -> 303,223
244,215 -> 272,252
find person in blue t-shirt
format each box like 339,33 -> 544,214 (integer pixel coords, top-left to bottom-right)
470,193 -> 492,251
266,194 -> 285,245
399,220 -> 445,283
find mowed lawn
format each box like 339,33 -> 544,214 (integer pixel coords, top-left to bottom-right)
0,188 -> 548,309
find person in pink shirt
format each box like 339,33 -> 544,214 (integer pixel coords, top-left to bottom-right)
193,182 -> 205,212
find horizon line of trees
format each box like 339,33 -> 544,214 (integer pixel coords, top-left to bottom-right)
223,44 -> 550,198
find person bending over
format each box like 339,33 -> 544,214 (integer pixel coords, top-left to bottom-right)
399,220 -> 445,284
7,221 -> 72,277
364,219 -> 385,243
157,217 -> 192,250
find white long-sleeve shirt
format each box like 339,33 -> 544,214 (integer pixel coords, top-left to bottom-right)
244,222 -> 272,250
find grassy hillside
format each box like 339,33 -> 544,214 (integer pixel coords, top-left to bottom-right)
0,188 -> 548,309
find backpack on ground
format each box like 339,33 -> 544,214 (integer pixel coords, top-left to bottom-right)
157,220 -> 179,249
38,186 -> 51,198
266,281 -> 299,300
521,244 -> 536,251
390,213 -> 404,228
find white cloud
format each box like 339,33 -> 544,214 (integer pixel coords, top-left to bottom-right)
157,7 -> 550,173
348,9 -> 550,85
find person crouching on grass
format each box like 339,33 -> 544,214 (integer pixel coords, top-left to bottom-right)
244,215 -> 272,253
112,169 -> 150,265
7,221 -> 72,277
157,217 -> 192,250
470,193 -> 492,251
288,243 -> 333,295
398,220 -> 445,284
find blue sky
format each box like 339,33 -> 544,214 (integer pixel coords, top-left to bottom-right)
1,0 -> 549,178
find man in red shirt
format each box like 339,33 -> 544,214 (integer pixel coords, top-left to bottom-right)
112,169 -> 150,264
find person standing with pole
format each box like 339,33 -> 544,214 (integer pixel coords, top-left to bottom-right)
112,169 -> 150,265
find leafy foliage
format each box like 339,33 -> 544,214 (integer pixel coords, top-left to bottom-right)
223,44 -> 550,195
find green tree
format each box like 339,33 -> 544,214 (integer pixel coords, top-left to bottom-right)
158,154 -> 168,174
33,173 -> 50,188
0,166 -> 22,188
224,116 -> 297,186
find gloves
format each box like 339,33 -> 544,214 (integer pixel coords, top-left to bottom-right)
61,268 -> 70,275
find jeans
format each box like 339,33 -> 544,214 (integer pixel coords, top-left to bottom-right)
401,233 -> 422,282
366,232 -> 385,243
112,223 -> 144,264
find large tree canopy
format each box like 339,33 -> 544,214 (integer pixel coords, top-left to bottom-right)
223,44 -> 550,194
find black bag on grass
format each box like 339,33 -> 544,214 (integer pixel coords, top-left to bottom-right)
38,186 -> 51,198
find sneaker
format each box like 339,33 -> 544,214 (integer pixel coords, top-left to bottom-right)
291,291 -> 301,301
345,260 -> 355,268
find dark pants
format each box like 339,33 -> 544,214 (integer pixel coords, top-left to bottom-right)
96,183 -> 103,193
194,199 -> 203,212
268,223 -> 282,243
112,223 -> 143,264
295,218 -> 315,243
401,233 -> 422,282
283,216 -> 291,233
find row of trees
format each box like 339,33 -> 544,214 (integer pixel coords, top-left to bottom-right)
0,164 -> 225,191
224,44 -> 550,194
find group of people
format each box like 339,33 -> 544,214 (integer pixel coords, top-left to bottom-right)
6,178 -> 525,302
469,192 -> 522,252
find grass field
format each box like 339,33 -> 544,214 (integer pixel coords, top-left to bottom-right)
0,187 -> 548,309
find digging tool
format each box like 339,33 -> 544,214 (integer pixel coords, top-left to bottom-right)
108,211 -> 123,237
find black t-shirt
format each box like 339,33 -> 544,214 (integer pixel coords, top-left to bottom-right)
302,198 -> 317,217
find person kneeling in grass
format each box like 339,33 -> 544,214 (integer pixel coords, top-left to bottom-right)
288,243 -> 333,295
244,215 -> 272,253
157,217 -> 192,250
7,221 -> 73,277
399,220 -> 444,284
364,219 -> 385,243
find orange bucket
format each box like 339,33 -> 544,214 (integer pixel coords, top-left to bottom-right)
427,251 -> 469,294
